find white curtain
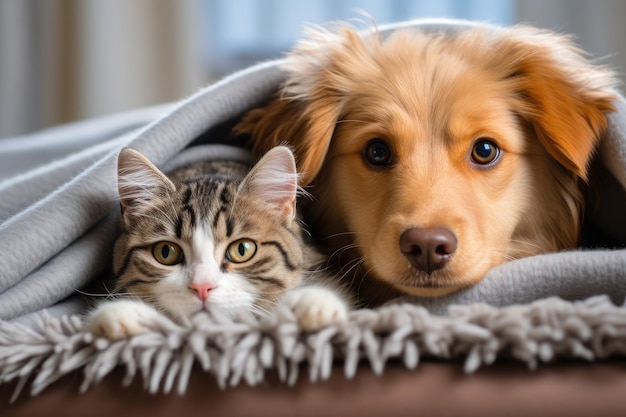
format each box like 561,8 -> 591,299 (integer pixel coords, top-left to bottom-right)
0,0 -> 206,138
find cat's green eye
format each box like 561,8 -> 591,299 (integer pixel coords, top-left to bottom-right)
152,241 -> 184,265
226,239 -> 257,263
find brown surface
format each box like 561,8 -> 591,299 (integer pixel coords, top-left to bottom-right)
2,360 -> 626,417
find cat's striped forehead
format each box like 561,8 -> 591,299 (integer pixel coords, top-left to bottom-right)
125,169 -> 287,245
124,174 -> 236,241
172,177 -> 238,240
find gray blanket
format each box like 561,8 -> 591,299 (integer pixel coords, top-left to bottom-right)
1,18 -> 626,399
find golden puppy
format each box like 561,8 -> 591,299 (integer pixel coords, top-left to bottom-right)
234,23 -> 618,305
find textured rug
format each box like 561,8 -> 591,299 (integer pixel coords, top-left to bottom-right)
3,296 -> 626,402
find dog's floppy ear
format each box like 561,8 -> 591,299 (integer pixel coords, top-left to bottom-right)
234,25 -> 372,186
234,92 -> 341,186
493,27 -> 617,180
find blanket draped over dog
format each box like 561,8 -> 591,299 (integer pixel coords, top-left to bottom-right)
1,19 -> 625,400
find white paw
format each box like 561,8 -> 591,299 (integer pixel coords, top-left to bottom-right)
282,286 -> 348,332
87,300 -> 161,339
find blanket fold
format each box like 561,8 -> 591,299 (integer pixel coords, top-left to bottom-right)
0,18 -> 625,396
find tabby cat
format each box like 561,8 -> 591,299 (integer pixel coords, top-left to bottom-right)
87,146 -> 348,339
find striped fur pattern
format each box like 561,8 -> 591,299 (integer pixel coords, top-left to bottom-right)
99,146 -> 312,332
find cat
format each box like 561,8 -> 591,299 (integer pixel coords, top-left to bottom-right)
87,146 -> 349,339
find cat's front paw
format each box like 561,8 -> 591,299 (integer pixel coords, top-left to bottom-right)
87,300 -> 161,339
282,286 -> 348,332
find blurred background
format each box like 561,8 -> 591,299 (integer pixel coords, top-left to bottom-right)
1,0 -> 624,139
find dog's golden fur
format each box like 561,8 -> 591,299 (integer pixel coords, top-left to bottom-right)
234,24 -> 618,305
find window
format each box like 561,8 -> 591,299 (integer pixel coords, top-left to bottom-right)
202,0 -> 515,78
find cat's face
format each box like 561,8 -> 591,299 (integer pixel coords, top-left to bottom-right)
112,147 -> 304,324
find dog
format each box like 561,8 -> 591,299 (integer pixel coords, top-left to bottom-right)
234,23 -> 618,305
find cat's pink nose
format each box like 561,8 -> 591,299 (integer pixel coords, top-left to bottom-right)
190,281 -> 214,301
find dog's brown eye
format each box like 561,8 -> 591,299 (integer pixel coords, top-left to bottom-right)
365,139 -> 392,167
471,140 -> 500,166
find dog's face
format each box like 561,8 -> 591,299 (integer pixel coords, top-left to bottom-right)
321,62 -> 536,295
236,25 -> 617,299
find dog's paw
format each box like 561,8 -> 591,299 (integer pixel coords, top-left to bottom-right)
87,300 -> 161,339
282,286 -> 348,332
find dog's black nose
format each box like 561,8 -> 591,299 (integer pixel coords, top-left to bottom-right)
399,227 -> 457,274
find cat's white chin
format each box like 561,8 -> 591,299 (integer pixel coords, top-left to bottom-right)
164,298 -> 256,325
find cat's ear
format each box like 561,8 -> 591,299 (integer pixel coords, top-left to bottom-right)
117,148 -> 176,214
240,146 -> 299,218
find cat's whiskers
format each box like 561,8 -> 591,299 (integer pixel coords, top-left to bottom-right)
324,230 -> 374,240
74,281 -> 134,299
74,288 -> 111,298
340,257 -> 366,287
324,231 -> 358,240
353,262 -> 383,303
305,262 -> 333,275
329,242 -> 360,261
235,293 -> 270,317
250,303 -> 274,318
296,218 -> 313,239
